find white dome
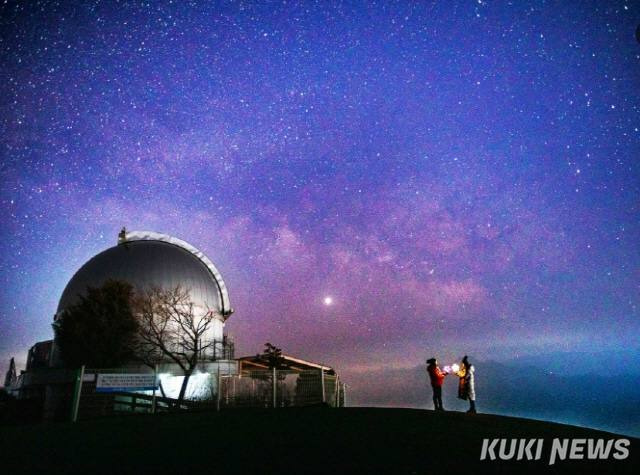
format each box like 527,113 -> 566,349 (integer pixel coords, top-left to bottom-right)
57,231 -> 232,319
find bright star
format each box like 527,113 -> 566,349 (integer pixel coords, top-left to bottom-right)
323,296 -> 333,306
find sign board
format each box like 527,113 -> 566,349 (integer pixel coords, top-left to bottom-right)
96,373 -> 158,392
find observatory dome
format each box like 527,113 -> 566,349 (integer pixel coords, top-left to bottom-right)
56,231 -> 231,318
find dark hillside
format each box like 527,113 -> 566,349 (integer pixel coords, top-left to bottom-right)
1,407 -> 637,474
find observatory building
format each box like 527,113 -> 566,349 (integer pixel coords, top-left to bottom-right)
53,229 -> 235,366
4,229 -> 344,420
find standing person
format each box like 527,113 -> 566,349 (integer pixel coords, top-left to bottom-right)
426,358 -> 448,411
456,355 -> 476,413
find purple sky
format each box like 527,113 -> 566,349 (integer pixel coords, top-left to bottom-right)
1,1 -> 639,397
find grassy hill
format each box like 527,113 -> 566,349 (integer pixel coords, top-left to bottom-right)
1,407 -> 637,474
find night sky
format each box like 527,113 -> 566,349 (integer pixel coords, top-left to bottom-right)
1,1 -> 639,412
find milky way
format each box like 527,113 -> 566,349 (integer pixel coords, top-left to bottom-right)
1,1 -> 639,393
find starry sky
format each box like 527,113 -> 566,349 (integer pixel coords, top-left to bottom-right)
1,1 -> 639,410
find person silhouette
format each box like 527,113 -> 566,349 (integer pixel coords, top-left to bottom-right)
456,355 -> 476,413
426,358 -> 448,411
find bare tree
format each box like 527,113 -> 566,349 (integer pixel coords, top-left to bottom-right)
133,285 -> 219,406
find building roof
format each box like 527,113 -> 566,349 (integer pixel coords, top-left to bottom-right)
238,354 -> 335,373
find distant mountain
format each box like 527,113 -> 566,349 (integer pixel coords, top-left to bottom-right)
504,348 -> 640,377
345,358 -> 640,437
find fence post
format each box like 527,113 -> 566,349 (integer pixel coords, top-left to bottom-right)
70,365 -> 85,423
320,369 -> 325,404
343,383 -> 347,407
272,367 -> 277,408
151,364 -> 158,414
216,366 -> 222,412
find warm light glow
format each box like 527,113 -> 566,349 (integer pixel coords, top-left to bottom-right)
451,364 -> 460,373
323,296 -> 333,305
156,372 -> 213,400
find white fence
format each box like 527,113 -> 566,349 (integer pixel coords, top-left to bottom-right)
69,366 -> 346,421
219,369 -> 346,409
